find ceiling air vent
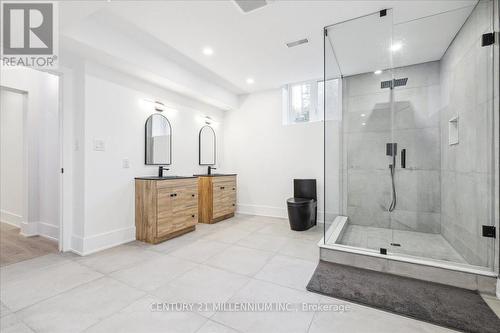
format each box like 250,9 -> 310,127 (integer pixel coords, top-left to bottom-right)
286,38 -> 309,48
233,0 -> 268,13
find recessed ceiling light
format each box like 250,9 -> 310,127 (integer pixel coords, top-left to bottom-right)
246,78 -> 255,84
361,113 -> 366,117
362,122 -> 366,126
202,47 -> 214,56
390,42 -> 402,52
374,70 -> 382,75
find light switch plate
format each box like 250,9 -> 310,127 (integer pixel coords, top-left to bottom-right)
93,139 -> 105,151
122,158 -> 130,169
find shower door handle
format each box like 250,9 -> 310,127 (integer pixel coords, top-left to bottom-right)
401,149 -> 406,168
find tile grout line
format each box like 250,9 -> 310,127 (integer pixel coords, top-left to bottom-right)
306,309 -> 319,333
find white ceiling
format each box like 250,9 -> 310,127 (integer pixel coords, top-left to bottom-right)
60,0 -> 478,95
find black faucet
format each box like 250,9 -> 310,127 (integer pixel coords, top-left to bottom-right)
158,166 -> 169,177
208,166 -> 216,175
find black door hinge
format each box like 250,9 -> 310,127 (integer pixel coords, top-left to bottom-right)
380,9 -> 387,17
380,248 -> 387,255
324,29 -> 327,37
482,225 -> 496,238
61,168 -> 64,174
482,32 -> 495,46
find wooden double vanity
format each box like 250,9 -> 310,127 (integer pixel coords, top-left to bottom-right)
135,174 -> 237,244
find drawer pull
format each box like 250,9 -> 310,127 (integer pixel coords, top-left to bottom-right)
170,194 -> 174,197
220,186 -> 225,190
191,194 -> 195,197
191,214 -> 195,218
232,188 -> 235,190
232,204 -> 235,206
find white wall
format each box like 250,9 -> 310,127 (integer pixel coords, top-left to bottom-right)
0,89 -> 24,226
0,68 -> 60,239
222,89 -> 325,219
72,62 -> 225,254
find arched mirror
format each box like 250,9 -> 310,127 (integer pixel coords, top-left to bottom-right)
145,114 -> 172,165
199,125 -> 216,165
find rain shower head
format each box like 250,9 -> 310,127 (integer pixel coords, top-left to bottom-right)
381,78 -> 408,89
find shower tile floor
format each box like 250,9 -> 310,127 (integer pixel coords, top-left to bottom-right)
338,225 -> 467,264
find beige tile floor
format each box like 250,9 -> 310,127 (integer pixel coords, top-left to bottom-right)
0,214 -> 497,333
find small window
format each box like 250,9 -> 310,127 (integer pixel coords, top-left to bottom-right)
282,78 -> 340,125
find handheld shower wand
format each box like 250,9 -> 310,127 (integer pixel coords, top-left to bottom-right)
386,143 -> 397,212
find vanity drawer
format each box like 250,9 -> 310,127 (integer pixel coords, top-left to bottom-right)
213,184 -> 236,198
212,176 -> 236,189
172,186 -> 198,210
157,205 -> 197,237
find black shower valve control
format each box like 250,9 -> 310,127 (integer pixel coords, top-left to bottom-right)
401,149 -> 406,168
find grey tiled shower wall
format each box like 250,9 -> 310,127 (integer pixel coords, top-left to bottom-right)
343,61 -> 442,234
440,0 -> 496,268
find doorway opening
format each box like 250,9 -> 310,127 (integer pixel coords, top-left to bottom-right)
0,71 -> 61,266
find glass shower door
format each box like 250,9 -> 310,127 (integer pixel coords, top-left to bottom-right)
324,9 -> 396,252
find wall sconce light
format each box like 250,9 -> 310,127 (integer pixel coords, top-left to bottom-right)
154,101 -> 165,112
141,98 -> 165,112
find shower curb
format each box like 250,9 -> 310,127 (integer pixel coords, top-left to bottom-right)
319,244 -> 498,294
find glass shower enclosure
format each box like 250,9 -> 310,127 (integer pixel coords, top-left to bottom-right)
323,1 -> 498,273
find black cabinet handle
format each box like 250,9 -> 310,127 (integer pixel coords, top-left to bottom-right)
232,204 -> 235,206
191,194 -> 195,197
170,194 -> 174,197
191,214 -> 195,218
220,186 -> 225,189
232,188 -> 235,190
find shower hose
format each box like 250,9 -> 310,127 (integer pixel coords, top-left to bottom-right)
388,162 -> 397,212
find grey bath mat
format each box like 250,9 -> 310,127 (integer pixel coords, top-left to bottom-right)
306,260 -> 500,333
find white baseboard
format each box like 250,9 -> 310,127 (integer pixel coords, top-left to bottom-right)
70,235 -> 84,256
19,221 -> 59,240
237,204 -> 287,219
38,222 -> 59,240
0,209 -> 23,227
20,221 -> 39,236
71,226 -> 136,256
236,203 -> 337,223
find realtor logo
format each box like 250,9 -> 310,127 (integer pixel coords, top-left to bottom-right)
1,2 -> 58,67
